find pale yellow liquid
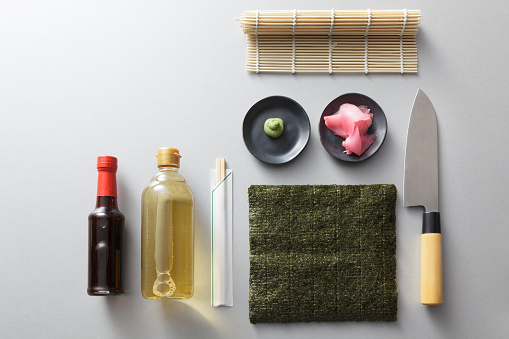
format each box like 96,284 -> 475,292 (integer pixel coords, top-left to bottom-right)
141,167 -> 194,299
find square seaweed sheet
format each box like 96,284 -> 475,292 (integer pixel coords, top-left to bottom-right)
248,184 -> 397,323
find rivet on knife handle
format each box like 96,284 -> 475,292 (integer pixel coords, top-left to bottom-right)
421,212 -> 443,305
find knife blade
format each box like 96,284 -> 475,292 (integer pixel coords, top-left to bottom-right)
404,89 -> 442,305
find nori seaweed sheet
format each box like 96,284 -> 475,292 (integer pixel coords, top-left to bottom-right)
248,184 -> 397,323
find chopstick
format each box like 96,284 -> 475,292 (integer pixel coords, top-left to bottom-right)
216,158 -> 226,185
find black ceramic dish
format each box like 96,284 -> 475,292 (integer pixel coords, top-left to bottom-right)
319,93 -> 387,162
243,96 -> 310,165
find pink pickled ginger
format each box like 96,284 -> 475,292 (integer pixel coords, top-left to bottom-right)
324,103 -> 376,156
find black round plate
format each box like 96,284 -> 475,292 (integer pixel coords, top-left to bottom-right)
319,93 -> 387,162
243,96 -> 310,165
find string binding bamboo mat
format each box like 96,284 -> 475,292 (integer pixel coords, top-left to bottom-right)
239,9 -> 421,74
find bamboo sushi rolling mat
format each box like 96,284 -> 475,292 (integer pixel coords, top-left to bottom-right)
248,185 -> 398,323
239,9 -> 421,74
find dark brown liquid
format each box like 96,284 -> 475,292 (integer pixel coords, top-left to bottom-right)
88,196 -> 125,295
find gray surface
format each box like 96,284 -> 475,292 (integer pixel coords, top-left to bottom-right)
1,0 -> 508,338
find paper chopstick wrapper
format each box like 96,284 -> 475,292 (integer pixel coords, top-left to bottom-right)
211,169 -> 233,307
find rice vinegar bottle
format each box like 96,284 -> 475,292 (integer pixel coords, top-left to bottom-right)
141,148 -> 195,299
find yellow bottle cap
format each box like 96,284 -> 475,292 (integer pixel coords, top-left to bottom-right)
156,147 -> 181,167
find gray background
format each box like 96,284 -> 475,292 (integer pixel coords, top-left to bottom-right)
1,0 -> 508,338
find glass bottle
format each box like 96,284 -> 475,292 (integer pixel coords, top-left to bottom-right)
88,156 -> 125,295
141,148 -> 195,299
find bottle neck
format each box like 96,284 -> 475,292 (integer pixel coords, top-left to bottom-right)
96,196 -> 118,209
97,169 -> 117,197
158,166 -> 179,172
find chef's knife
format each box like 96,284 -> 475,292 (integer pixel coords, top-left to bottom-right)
404,89 -> 442,305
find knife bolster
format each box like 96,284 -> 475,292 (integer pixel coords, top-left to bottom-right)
422,211 -> 441,234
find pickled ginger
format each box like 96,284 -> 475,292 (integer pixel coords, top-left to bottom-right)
324,103 -> 376,156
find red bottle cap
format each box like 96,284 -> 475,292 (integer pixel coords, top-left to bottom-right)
97,156 -> 118,171
97,156 -> 118,197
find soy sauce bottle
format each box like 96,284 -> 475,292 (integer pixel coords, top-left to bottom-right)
88,156 -> 125,295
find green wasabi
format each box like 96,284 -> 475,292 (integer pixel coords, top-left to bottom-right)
264,118 -> 284,138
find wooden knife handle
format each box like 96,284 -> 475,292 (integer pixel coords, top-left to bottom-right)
421,212 -> 443,305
